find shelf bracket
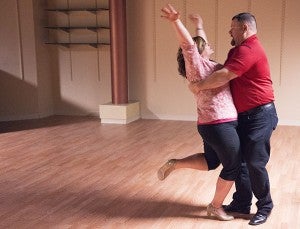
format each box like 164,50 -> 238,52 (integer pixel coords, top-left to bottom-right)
87,28 -> 97,32
88,10 -> 97,15
61,28 -> 70,33
60,43 -> 70,48
89,43 -> 98,48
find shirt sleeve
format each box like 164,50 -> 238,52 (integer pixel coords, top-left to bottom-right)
224,45 -> 256,76
180,42 -> 207,82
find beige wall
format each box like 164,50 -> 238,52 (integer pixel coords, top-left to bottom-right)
128,0 -> 300,126
46,0 -> 112,116
0,0 -> 39,120
0,0 -> 54,121
0,0 -> 299,126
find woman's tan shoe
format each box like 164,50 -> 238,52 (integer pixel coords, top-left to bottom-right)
157,159 -> 176,180
207,203 -> 234,221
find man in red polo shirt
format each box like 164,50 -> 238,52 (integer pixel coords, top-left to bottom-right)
189,13 -> 278,226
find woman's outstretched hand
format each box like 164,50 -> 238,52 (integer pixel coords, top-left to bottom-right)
189,14 -> 204,28
161,4 -> 180,22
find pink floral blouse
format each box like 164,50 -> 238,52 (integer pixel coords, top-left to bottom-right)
181,42 -> 237,125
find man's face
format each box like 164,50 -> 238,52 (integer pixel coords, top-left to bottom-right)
229,19 -> 244,46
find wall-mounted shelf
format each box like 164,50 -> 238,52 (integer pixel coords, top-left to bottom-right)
44,6 -> 110,48
45,8 -> 109,14
44,26 -> 110,33
45,42 -> 110,48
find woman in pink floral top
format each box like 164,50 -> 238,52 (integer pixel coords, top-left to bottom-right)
181,40 -> 237,124
158,4 -> 241,221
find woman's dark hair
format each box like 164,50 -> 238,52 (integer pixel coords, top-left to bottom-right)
177,36 -> 206,77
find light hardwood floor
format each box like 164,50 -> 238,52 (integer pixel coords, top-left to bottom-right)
0,116 -> 299,229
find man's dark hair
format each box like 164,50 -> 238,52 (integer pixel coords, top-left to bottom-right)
232,12 -> 257,31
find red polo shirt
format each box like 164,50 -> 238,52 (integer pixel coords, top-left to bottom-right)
224,35 -> 274,113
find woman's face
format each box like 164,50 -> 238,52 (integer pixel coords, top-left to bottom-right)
201,43 -> 214,58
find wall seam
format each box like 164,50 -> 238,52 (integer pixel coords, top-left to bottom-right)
16,0 -> 24,80
279,0 -> 286,86
153,0 -> 157,82
214,0 -> 218,60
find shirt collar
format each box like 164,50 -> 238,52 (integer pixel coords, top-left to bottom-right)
241,34 -> 257,45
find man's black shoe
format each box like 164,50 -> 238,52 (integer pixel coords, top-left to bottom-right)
223,204 -> 250,214
249,213 -> 268,225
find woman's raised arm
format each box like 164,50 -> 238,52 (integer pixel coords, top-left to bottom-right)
161,4 -> 194,45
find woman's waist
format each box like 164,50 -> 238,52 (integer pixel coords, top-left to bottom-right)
196,103 -> 237,124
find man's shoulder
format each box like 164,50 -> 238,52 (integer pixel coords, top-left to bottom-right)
240,35 -> 260,49
231,44 -> 253,55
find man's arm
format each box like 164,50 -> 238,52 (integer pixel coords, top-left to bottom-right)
189,68 -> 238,94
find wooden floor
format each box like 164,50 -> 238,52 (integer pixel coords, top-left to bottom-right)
0,116 -> 299,229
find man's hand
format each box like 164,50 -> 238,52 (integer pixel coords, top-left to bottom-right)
161,4 -> 180,22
